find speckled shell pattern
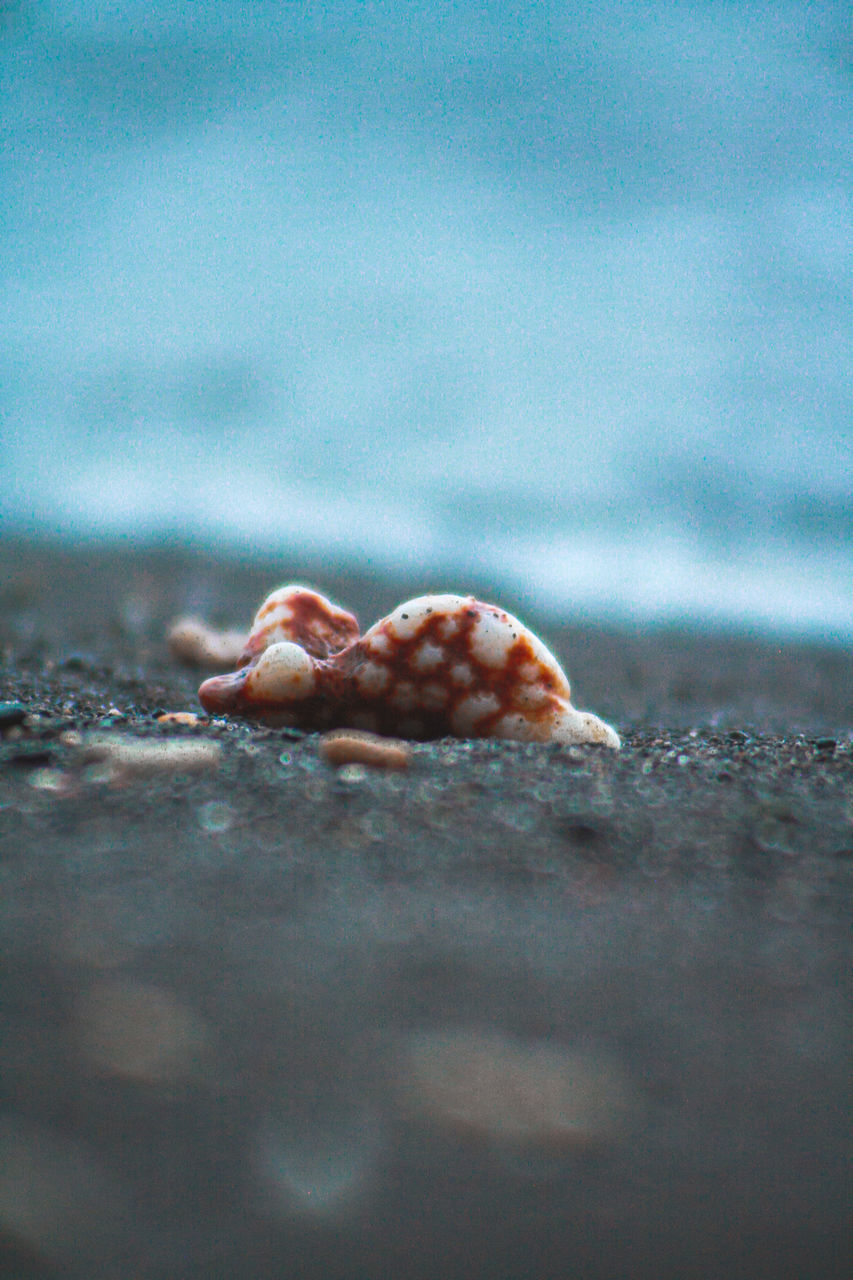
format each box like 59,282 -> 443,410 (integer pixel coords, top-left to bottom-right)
197,587 -> 620,748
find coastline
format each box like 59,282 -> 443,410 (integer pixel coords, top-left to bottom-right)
1,539 -> 851,1279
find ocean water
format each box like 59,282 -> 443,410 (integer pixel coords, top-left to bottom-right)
2,0 -> 851,640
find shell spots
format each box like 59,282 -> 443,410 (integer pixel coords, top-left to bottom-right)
390,681 -> 418,712
469,609 -> 517,669
385,594 -> 467,642
419,681 -> 449,710
511,683 -> 551,712
411,640 -> 445,673
198,587 -> 620,748
451,692 -> 501,735
355,661 -> 390,696
494,712 -> 533,740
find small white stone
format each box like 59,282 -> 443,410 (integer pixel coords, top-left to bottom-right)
338,763 -> 368,784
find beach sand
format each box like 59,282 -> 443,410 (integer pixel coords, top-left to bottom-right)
1,540 -> 851,1279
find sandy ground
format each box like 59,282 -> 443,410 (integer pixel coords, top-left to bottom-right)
1,539 -> 851,1279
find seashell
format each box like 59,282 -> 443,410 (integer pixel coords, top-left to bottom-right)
198,589 -> 620,748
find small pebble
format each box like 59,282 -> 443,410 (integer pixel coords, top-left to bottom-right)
167,617 -> 245,668
82,734 -> 222,776
156,711 -> 204,727
319,729 -> 412,771
337,763 -> 369,784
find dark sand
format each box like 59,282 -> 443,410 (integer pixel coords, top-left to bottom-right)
1,540 -> 851,1279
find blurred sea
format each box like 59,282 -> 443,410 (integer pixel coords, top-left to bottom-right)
2,0 -> 851,640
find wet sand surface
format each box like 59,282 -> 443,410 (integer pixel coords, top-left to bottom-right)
1,540 -> 851,1279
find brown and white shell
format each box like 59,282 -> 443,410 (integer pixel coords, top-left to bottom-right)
197,588 -> 620,748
